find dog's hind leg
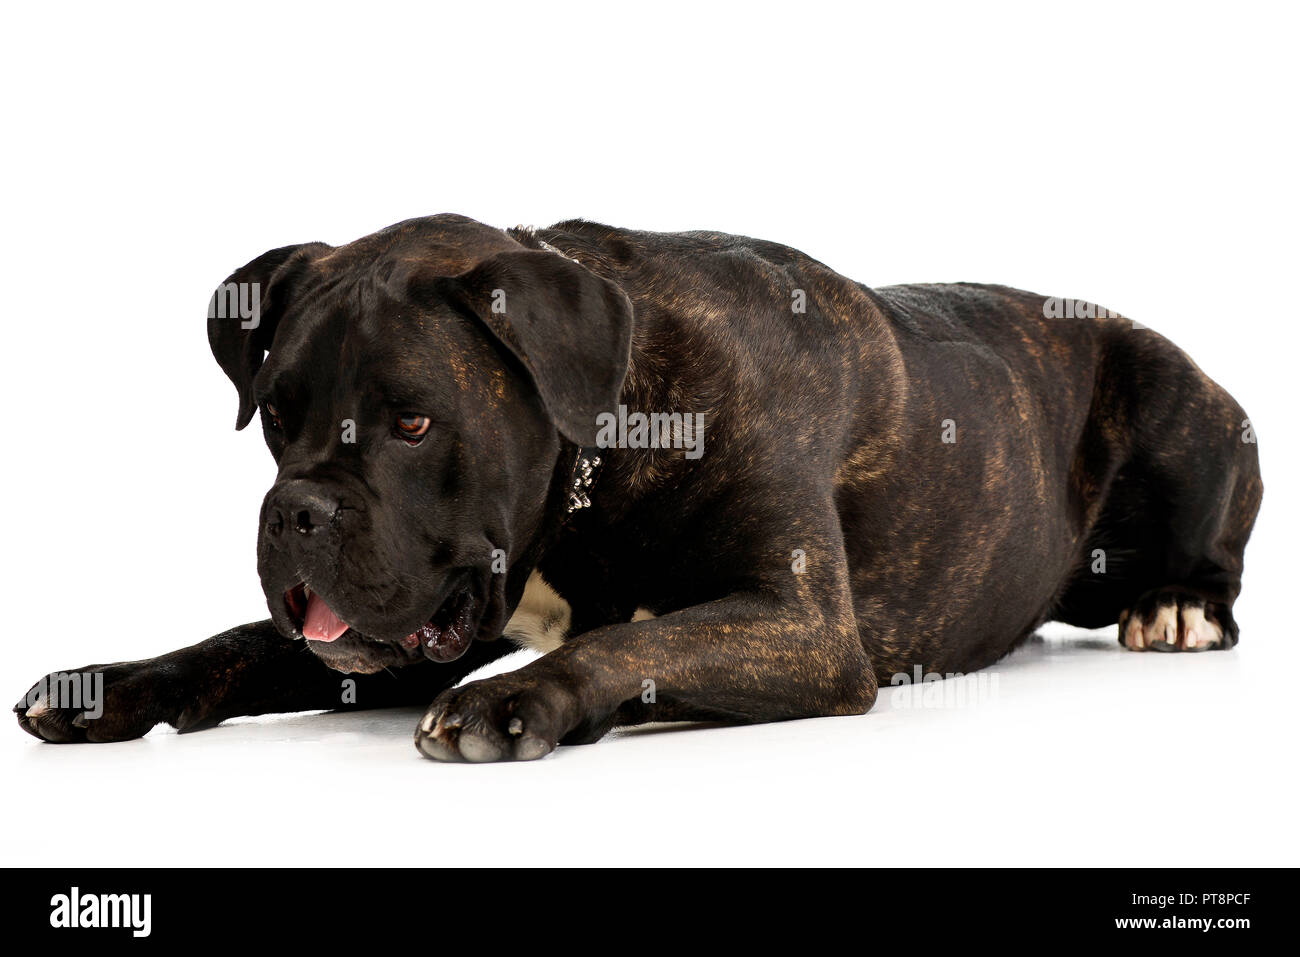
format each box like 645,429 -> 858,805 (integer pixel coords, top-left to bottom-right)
1112,442 -> 1262,652
1052,324 -> 1263,651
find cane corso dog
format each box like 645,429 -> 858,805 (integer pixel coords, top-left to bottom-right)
16,215 -> 1263,761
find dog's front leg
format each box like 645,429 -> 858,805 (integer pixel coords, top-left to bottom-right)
415,586 -> 876,762
16,620 -> 510,743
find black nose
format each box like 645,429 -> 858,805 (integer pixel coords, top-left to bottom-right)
265,481 -> 340,536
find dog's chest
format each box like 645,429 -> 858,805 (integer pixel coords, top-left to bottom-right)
503,571 -> 655,653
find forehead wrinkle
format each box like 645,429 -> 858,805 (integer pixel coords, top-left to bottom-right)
363,369 -> 437,410
273,282 -> 516,425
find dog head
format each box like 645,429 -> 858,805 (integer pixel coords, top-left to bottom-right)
208,215 -> 632,673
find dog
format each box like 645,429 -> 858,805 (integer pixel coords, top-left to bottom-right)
15,214 -> 1263,761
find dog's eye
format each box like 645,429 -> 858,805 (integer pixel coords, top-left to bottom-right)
396,414 -> 431,444
265,404 -> 283,430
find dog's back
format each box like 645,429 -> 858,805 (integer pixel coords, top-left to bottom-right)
523,222 -> 1261,677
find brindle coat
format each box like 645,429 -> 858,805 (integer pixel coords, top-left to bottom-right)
16,215 -> 1263,760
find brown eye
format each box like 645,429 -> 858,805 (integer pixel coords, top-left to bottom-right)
396,414 -> 431,443
265,404 -> 283,429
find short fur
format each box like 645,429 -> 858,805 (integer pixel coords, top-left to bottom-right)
17,215 -> 1262,761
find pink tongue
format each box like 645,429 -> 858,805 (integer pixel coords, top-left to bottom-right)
303,592 -> 350,642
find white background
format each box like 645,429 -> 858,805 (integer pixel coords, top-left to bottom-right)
1,2 -> 1296,866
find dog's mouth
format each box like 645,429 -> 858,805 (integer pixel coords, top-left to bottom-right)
283,581 -> 477,663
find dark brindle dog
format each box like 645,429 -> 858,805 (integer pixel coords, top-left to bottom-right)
16,215 -> 1263,761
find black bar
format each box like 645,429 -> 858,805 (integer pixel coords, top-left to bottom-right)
5,867 -> 1288,944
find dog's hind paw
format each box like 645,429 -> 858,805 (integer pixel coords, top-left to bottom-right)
1118,590 -> 1233,652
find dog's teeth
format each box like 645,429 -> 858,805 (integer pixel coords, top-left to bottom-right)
303,584 -> 312,599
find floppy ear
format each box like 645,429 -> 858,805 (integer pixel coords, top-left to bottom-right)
428,250 -> 634,446
207,242 -> 330,430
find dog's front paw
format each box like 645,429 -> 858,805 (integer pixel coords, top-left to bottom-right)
414,671 -> 580,763
14,662 -> 182,743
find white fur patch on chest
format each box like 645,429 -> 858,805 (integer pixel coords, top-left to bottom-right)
503,571 -> 657,653
503,572 -> 573,654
